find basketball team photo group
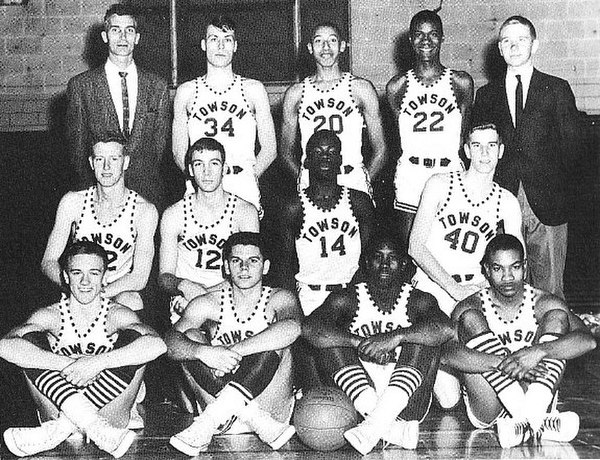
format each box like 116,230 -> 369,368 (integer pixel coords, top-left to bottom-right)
1,1 -> 600,459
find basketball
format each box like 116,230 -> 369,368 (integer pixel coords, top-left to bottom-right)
293,386 -> 359,451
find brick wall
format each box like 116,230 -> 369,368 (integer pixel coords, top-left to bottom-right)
1,0 -> 599,131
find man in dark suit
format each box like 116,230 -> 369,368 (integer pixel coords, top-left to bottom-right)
472,15 -> 582,299
67,3 -> 170,211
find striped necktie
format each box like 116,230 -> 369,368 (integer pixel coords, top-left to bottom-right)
119,71 -> 130,138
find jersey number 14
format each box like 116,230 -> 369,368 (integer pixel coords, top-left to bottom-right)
320,235 -> 346,258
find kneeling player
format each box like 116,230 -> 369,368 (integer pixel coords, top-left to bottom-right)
302,236 -> 453,455
445,234 -> 595,448
0,241 -> 167,458
166,232 -> 302,456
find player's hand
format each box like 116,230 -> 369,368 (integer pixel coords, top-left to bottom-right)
358,333 -> 399,364
178,280 -> 208,303
198,346 -> 242,375
61,356 -> 104,387
497,346 -> 546,381
522,362 -> 551,382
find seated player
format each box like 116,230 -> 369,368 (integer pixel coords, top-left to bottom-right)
302,236 -> 453,455
445,234 -> 595,448
159,138 -> 259,323
409,123 -> 523,409
166,232 -> 302,456
41,134 -> 158,312
0,241 -> 167,458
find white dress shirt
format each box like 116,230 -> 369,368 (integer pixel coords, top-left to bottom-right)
505,64 -> 533,127
105,59 -> 138,133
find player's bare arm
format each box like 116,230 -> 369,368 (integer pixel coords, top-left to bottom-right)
279,197 -> 303,291
165,292 -> 241,375
230,289 -> 302,357
352,77 -> 387,179
103,198 -> 158,298
349,189 -> 375,252
302,288 -> 362,349
233,198 -> 260,232
280,82 -> 304,179
61,304 -> 167,387
385,73 -> 408,116
451,70 -> 474,146
0,306 -> 73,371
246,79 -> 277,177
41,191 -> 85,285
172,81 -> 196,171
410,174 -> 475,300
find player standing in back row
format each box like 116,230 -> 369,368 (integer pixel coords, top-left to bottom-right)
172,16 -> 276,213
281,22 -> 387,196
387,9 -> 474,246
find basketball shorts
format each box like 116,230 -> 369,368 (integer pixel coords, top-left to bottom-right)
298,163 -> 373,198
222,164 -> 262,217
394,156 -> 463,213
296,281 -> 349,316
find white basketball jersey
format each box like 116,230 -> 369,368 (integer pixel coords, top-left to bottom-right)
49,294 -> 117,356
298,73 -> 365,172
295,187 -> 361,285
398,68 -> 462,162
74,187 -> 137,284
349,283 -> 413,338
480,284 -> 538,354
188,74 -> 257,168
414,172 -> 518,287
175,193 -> 237,287
210,286 -> 273,347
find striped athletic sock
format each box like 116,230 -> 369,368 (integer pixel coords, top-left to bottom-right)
83,370 -> 130,409
333,365 -> 377,416
466,332 -> 526,419
33,370 -> 79,409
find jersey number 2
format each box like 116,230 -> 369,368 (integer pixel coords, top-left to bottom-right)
204,117 -> 235,137
319,235 -> 346,258
413,111 -> 444,132
196,249 -> 221,270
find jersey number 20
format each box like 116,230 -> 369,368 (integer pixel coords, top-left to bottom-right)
320,235 -> 346,258
314,115 -> 344,134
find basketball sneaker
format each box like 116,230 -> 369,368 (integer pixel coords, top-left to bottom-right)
344,419 -> 384,455
382,419 -> 419,450
239,401 -> 296,450
538,412 -> 579,443
127,404 -> 144,430
86,417 -> 136,458
496,417 -> 531,448
3,416 -> 76,457
170,417 -> 214,456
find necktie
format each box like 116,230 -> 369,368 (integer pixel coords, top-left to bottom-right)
515,74 -> 523,128
119,71 -> 130,138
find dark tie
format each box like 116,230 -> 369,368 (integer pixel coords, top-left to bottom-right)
515,74 -> 523,128
119,71 -> 130,138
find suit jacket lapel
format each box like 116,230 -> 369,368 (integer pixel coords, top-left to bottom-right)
96,66 -> 121,132
131,69 -> 148,137
496,75 -> 514,131
522,68 -> 542,118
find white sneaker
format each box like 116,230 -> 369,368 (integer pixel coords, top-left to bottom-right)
242,403 -> 295,450
3,417 -> 75,457
496,417 -> 531,448
127,404 -> 144,430
86,417 -> 136,458
169,418 -> 214,456
382,419 -> 419,450
539,412 -> 579,443
344,420 -> 383,455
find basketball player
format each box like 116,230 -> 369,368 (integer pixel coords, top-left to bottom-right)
387,9 -> 474,246
280,22 -> 387,196
302,236 -> 453,455
445,234 -> 595,448
0,241 -> 167,457
41,135 -> 158,312
160,138 -> 259,323
281,129 -> 374,316
166,232 -> 301,456
172,16 -> 276,213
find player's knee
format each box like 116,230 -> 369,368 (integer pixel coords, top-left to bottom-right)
539,309 -> 569,335
114,291 -> 143,311
433,370 -> 461,410
458,309 -> 489,342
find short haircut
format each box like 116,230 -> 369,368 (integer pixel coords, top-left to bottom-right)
206,15 -> 237,37
59,240 -> 109,274
223,232 -> 267,261
363,233 -> 416,279
481,234 -> 525,267
184,137 -> 226,181
467,122 -> 503,145
90,133 -> 127,156
104,3 -> 138,31
409,9 -> 443,37
305,130 -> 342,157
499,15 -> 537,40
310,22 -> 343,41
